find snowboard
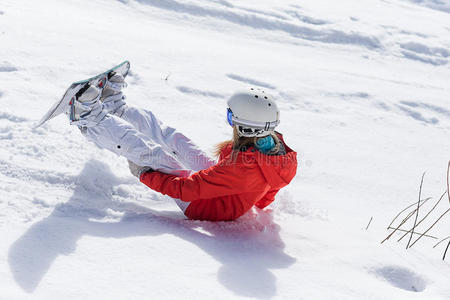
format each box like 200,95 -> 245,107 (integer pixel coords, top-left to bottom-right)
35,61 -> 130,128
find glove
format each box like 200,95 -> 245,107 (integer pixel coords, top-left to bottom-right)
128,160 -> 153,178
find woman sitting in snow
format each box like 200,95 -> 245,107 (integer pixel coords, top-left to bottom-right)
70,71 -> 297,221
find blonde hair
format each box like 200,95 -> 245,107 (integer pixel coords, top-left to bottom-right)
214,126 -> 281,158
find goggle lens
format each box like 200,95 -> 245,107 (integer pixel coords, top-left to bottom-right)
227,108 -> 233,126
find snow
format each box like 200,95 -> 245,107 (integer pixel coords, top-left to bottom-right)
0,0 -> 449,299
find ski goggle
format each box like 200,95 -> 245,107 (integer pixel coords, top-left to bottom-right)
227,108 -> 234,126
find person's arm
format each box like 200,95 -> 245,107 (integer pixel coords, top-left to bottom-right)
140,161 -> 267,202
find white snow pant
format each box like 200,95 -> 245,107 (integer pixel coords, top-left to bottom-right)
83,106 -> 216,211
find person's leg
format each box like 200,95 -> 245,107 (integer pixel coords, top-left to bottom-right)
119,106 -> 215,172
100,72 -> 214,172
82,115 -> 191,177
71,79 -> 193,213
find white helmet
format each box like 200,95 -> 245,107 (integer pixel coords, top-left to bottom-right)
227,88 -> 280,137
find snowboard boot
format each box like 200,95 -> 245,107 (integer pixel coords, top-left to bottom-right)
101,71 -> 128,117
70,83 -> 107,127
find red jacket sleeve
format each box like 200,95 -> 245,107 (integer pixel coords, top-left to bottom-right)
254,188 -> 279,209
140,161 -> 267,202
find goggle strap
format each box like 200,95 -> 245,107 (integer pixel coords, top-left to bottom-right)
232,117 -> 279,130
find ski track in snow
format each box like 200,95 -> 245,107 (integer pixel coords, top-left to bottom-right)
399,42 -> 449,66
129,0 -> 450,67
326,91 -> 371,100
399,100 -> 450,118
176,86 -> 225,98
283,9 -> 328,25
0,62 -> 18,72
404,0 -> 450,14
226,74 -> 276,90
132,0 -> 382,49
397,100 -> 450,124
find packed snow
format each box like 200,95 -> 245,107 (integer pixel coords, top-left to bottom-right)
0,0 -> 449,299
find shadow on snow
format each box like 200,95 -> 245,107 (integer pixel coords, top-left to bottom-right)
8,159 -> 295,299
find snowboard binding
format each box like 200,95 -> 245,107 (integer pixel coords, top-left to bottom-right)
35,61 -> 130,128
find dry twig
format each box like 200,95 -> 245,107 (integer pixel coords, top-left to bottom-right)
447,161 -> 450,204
433,236 -> 450,248
398,191 -> 446,243
387,197 -> 431,229
409,208 -> 450,248
407,173 -> 426,249
382,164 -> 450,259
444,241 -> 450,261
366,217 -> 373,230
381,208 -> 421,244
388,227 -> 437,239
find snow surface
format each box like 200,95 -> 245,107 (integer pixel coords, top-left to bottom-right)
0,0 -> 449,299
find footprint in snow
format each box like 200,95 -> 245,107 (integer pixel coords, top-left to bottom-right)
373,265 -> 427,292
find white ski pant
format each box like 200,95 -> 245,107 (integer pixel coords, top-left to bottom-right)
83,106 -> 216,211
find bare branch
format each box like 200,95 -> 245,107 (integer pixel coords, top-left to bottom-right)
447,161 -> 450,204
433,236 -> 450,248
409,208 -> 450,248
407,172 -> 426,249
398,191 -> 446,242
444,241 -> 450,261
388,227 -> 438,239
381,208 -> 420,244
387,197 -> 432,229
366,217 -> 373,230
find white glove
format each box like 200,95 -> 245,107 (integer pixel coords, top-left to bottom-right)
128,160 -> 153,178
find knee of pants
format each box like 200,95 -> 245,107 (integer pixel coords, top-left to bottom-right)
121,136 -> 186,172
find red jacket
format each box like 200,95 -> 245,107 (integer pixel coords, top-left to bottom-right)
140,134 -> 297,221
